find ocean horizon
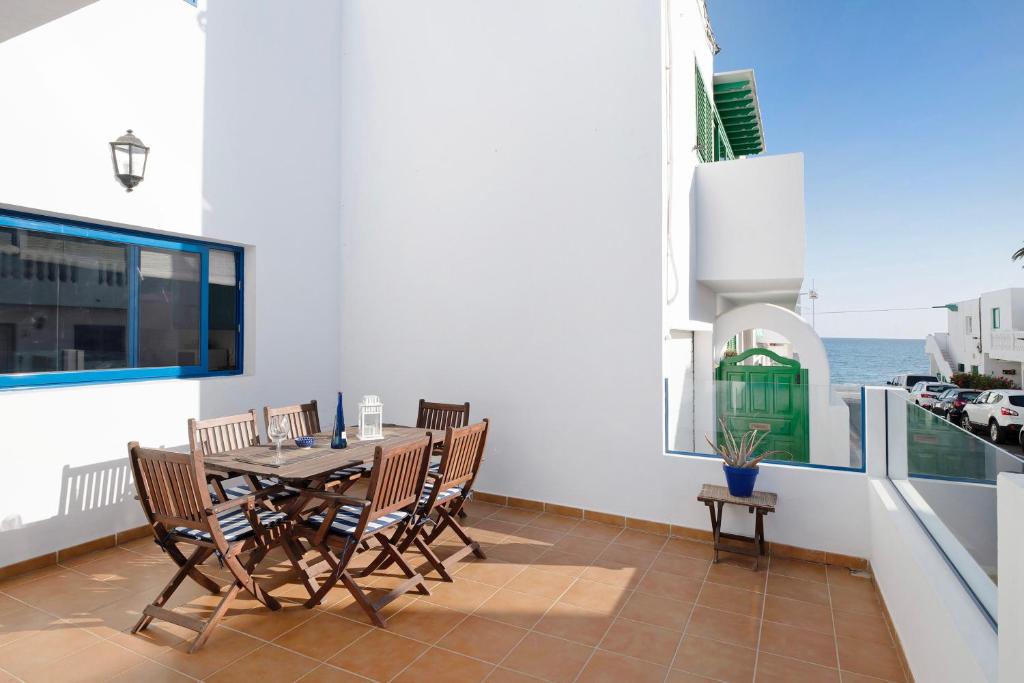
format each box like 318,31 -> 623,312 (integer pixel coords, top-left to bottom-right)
822,337 -> 929,386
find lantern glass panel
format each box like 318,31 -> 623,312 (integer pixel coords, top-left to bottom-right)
112,144 -> 132,176
130,144 -> 148,177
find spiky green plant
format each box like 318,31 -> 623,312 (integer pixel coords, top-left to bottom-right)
705,418 -> 788,468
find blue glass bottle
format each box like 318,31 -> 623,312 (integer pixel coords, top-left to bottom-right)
331,392 -> 348,449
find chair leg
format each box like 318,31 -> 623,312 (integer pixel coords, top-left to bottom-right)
224,553 -> 281,611
164,542 -> 221,594
413,533 -> 454,582
280,536 -> 322,600
374,532 -> 430,596
189,581 -> 243,653
303,549 -> 347,609
132,546 -> 212,634
340,570 -> 387,628
352,524 -> 410,577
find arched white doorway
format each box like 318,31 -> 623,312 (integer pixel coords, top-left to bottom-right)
714,303 -> 831,386
711,304 -> 848,467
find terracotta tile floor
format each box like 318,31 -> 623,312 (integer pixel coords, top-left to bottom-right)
0,500 -> 911,682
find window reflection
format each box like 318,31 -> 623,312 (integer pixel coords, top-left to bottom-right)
138,248 -> 200,367
0,227 -> 128,373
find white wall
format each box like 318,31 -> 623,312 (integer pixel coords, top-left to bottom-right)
338,0 -> 668,515
998,473 -> 1024,683
0,0 -> 344,566
334,1 -> 871,559
663,0 -> 718,329
868,479 -> 997,683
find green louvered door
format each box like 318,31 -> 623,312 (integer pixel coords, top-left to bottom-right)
716,349 -> 810,463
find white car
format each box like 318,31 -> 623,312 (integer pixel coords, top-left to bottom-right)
961,389 -> 1024,443
909,382 -> 956,409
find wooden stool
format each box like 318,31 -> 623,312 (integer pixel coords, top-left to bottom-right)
697,484 -> 777,570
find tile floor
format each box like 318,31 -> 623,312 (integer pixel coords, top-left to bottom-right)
0,500 -> 910,682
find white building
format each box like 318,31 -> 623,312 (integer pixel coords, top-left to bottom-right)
927,288 -> 1024,386
0,2 -> 1019,682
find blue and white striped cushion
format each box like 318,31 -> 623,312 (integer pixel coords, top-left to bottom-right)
305,504 -> 409,538
172,508 -> 288,543
428,462 -> 441,474
419,481 -> 462,508
327,465 -> 371,481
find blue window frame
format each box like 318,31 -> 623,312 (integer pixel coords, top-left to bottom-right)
0,210 -> 243,389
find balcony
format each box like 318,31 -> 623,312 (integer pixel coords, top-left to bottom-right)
695,153 -> 805,309
989,330 -> 1024,363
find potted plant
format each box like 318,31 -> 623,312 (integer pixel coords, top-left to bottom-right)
705,419 -> 786,497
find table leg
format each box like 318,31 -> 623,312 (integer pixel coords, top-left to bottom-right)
706,501 -> 724,564
755,510 -> 766,558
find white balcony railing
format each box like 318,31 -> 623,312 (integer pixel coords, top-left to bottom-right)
989,330 -> 1024,362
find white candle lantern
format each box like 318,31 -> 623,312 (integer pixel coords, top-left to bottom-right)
358,395 -> 384,441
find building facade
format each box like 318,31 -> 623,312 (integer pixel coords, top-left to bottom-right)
927,288 -> 1024,386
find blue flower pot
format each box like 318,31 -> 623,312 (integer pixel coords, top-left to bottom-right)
723,464 -> 758,498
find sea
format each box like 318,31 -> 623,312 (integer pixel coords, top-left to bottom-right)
823,337 -> 930,387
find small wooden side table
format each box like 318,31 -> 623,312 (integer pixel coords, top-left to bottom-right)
697,484 -> 777,570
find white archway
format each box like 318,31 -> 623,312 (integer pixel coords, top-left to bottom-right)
713,303 -> 831,386
711,303 -> 848,467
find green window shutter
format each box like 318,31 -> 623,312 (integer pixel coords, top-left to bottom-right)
695,66 -> 713,162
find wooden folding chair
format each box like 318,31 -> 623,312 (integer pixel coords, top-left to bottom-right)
417,399 -> 471,516
188,410 -> 295,506
372,420 -> 489,582
416,399 -> 471,431
291,435 -> 434,627
265,399 -> 369,488
128,442 -> 288,652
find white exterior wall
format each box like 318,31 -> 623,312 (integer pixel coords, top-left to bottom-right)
695,153 -> 805,307
335,0 -> 868,558
934,289 -> 1024,384
0,0 -> 344,566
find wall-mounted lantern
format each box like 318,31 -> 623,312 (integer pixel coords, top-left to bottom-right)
109,129 -> 149,192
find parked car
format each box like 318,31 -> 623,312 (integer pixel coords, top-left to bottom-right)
909,382 -> 956,409
961,389 -> 1024,443
933,388 -> 982,422
886,373 -> 938,392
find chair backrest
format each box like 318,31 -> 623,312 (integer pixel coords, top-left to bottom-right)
416,399 -> 470,431
264,400 -> 320,439
188,410 -> 260,456
128,441 -> 213,534
361,435 -> 433,530
437,419 -> 489,492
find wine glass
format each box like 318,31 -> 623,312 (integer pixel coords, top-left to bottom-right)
268,415 -> 289,465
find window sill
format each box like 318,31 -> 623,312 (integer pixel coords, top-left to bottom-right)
0,366 -> 243,391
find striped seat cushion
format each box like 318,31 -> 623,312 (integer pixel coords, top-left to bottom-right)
327,464 -> 371,482
172,508 -> 288,543
419,481 -> 462,508
305,505 -> 409,538
428,462 -> 441,474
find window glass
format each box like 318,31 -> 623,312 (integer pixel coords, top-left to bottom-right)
138,248 -> 200,367
0,213 -> 244,387
992,308 -> 1001,329
990,393 -> 1002,404
0,227 -> 128,373
1008,396 -> 1024,407
207,249 -> 238,371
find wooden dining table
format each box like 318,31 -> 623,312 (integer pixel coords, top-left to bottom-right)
203,425 -> 442,482
203,425 -> 445,589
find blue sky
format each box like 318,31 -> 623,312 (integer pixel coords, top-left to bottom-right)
708,0 -> 1024,339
